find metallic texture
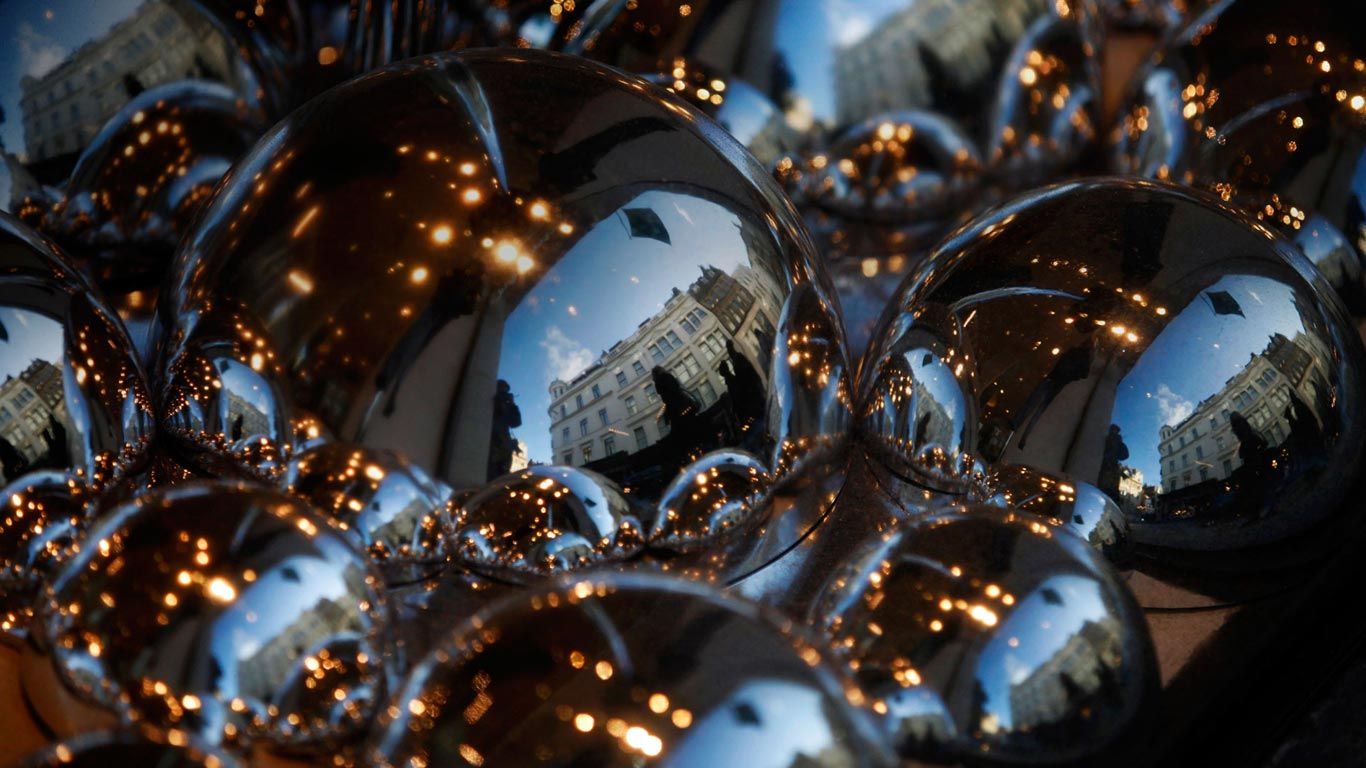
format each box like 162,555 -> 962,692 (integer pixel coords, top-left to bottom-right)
367,572 -> 894,767
17,727 -> 241,768
971,463 -> 1130,559
281,442 -> 455,583
860,179 -> 1366,561
1113,0 -> 1366,310
0,213 -> 155,636
557,0 -> 1103,179
154,49 -> 851,583
36,483 -> 397,750
643,58 -> 800,167
810,505 -> 1156,765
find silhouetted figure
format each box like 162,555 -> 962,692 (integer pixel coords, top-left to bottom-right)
41,414 -> 70,469
1015,338 -> 1094,450
651,366 -> 706,471
1230,411 -> 1273,515
487,379 -> 522,481
0,434 -> 27,481
1098,424 -> 1129,503
1284,389 -> 1323,469
230,413 -> 245,442
122,73 -> 145,99
722,339 -> 765,425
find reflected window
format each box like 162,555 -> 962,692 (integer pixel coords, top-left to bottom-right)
582,443 -> 593,462
632,361 -> 646,377
1209,417 -> 1217,430
698,381 -> 716,404
604,435 -> 616,455
592,384 -> 602,399
1169,459 -> 1175,473
579,418 -> 588,437
666,331 -> 682,348
563,452 -> 573,465
1196,446 -> 1203,459
645,385 -> 659,403
576,394 -> 584,410
1223,459 -> 1233,474
677,354 -> 701,380
650,343 -> 664,362
598,408 -> 609,428
615,371 -> 628,387
681,317 -> 697,335
1217,436 -> 1225,449
1200,468 -> 1209,481
561,426 -> 570,442
634,426 -> 648,450
625,395 -> 638,415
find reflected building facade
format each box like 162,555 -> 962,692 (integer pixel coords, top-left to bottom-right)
1157,332 -> 1331,496
547,264 -> 777,470
1006,617 -> 1124,733
0,358 -> 70,475
16,0 -> 241,163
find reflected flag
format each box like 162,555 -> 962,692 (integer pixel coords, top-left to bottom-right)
622,207 -> 671,244
1206,290 -> 1244,317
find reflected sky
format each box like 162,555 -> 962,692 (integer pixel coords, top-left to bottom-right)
0,0 -> 140,154
0,305 -> 64,378
665,679 -> 846,767
975,573 -> 1108,730
502,190 -> 753,462
770,0 -> 917,122
1115,275 -> 1310,482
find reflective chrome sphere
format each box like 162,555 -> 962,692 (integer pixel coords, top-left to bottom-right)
1113,0 -> 1366,310
810,505 -> 1156,764
971,463 -> 1130,557
860,179 -> 1366,558
38,483 -> 396,749
56,81 -> 263,337
0,471 -> 90,640
155,49 -> 851,583
368,572 -> 891,767
558,0 -> 1103,174
451,464 -> 646,578
0,1 -> 264,198
18,728 -> 241,768
0,214 -> 154,495
282,443 -> 454,583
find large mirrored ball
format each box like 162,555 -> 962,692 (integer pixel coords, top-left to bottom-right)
18,728 -> 241,768
38,483 -> 396,750
282,442 -> 454,583
0,0 -> 264,202
156,49 -> 851,581
1113,0 -> 1366,310
860,179 -> 1366,557
0,214 -> 154,496
368,573 -> 890,767
557,0 -> 1103,175
810,506 -> 1156,765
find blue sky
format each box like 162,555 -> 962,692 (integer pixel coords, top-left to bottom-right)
1112,274 -> 1311,483
0,0 -> 144,155
499,190 -> 754,464
0,305 -> 65,380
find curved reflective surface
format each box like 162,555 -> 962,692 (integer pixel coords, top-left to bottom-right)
971,463 -> 1130,558
155,49 -> 851,582
17,727 -> 241,768
38,483 -> 396,749
0,470 -> 90,640
282,442 -> 454,583
0,0 -> 262,199
810,505 -> 1155,764
558,0 -> 1103,176
643,58 -> 800,167
1113,0 -> 1366,310
0,214 -> 154,495
860,179 -> 1366,557
368,572 -> 891,767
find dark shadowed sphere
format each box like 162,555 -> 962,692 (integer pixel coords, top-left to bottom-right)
17,727 -> 241,768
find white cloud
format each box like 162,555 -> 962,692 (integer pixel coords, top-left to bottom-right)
1155,383 -> 1194,426
540,325 -> 594,383
18,23 -> 67,80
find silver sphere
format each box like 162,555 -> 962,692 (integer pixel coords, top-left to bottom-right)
860,179 -> 1366,565
282,442 -> 454,583
368,572 -> 892,767
1112,0 -> 1366,310
37,483 -> 397,750
155,49 -> 851,584
971,463 -> 1130,558
810,505 -> 1156,765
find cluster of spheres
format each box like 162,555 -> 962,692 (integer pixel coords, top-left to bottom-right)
0,0 -> 1360,765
